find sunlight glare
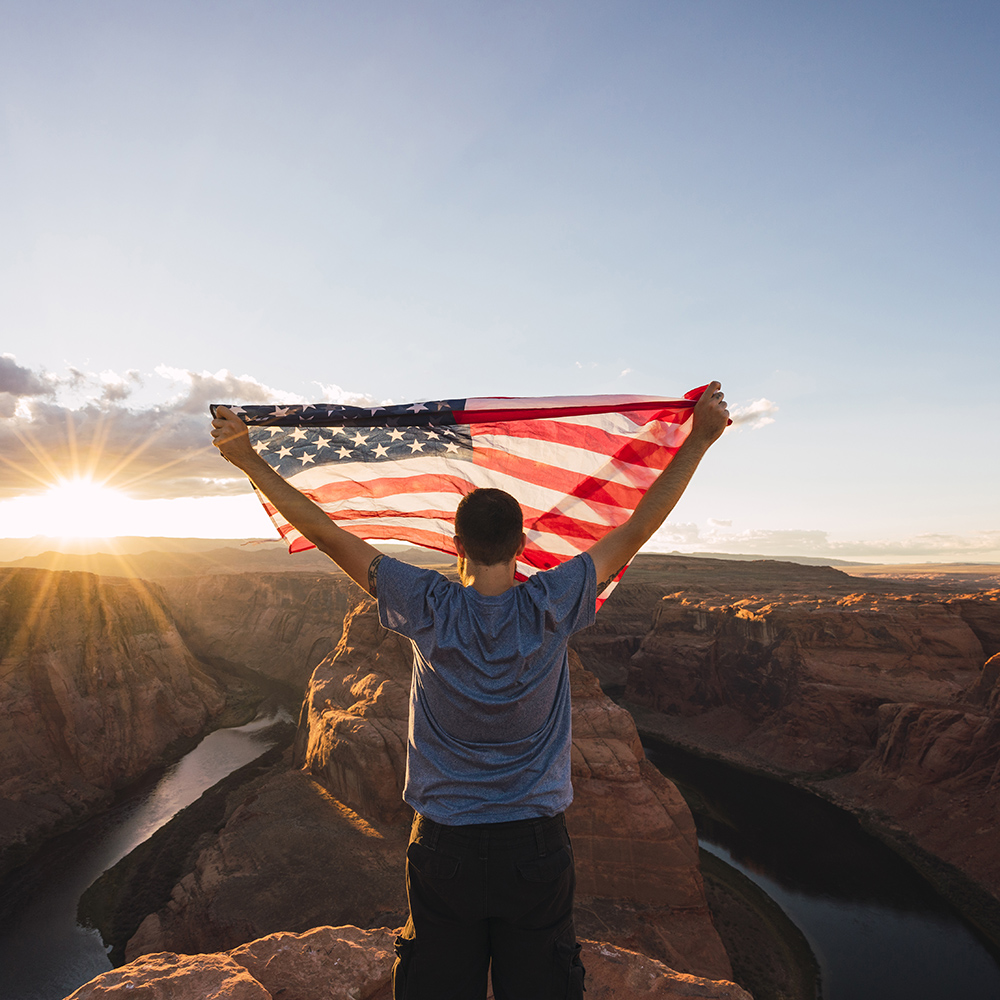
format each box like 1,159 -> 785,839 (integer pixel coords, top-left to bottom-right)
41,478 -> 132,538
0,484 -> 276,540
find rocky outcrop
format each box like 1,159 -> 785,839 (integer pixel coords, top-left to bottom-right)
626,592 -> 984,774
0,569 -> 227,874
292,597 -> 730,979
71,925 -> 753,1000
159,573 -> 367,691
608,561 -> 1000,920
823,649 -> 1000,901
127,595 -> 731,981
124,769 -> 407,960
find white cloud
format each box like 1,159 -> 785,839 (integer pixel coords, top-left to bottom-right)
729,397 -> 778,430
0,360 -> 373,500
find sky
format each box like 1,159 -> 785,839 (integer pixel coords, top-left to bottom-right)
1,1 -> 998,561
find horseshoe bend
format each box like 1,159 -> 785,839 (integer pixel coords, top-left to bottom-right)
1,551 -> 998,998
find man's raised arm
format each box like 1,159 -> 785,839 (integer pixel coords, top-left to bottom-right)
587,382 -> 730,591
211,406 -> 382,593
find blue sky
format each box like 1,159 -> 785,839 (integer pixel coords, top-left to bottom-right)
2,1 -> 997,559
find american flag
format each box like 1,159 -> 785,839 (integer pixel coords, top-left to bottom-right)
211,390 -> 706,604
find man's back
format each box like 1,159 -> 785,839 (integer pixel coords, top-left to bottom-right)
375,551 -> 596,825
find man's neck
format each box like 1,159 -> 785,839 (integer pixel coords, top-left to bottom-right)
458,557 -> 517,596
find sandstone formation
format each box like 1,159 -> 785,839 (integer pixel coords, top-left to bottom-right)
0,569 -> 227,875
293,597 -> 731,979
159,572 -> 369,691
596,556 -> 1000,928
71,925 -> 753,1000
124,768 -> 407,960
127,594 -> 731,980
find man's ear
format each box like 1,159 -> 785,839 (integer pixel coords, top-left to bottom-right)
455,536 -> 467,558
516,532 -> 526,557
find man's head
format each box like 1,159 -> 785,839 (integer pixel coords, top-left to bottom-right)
454,488 -> 525,566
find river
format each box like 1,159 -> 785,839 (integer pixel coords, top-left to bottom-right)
645,740 -> 1000,1000
0,709 -> 293,1000
3,714 -> 999,999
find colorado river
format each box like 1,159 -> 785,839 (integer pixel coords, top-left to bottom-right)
4,715 -> 999,999
645,740 -> 1000,1000
0,709 -> 293,1000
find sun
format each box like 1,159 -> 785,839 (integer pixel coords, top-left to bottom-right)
40,477 -> 133,539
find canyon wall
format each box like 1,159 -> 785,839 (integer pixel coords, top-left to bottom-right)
0,569 -> 227,875
159,572 -> 368,691
127,596 -> 732,981
587,556 -> 1000,924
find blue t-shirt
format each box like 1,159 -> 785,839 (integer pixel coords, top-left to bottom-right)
376,553 -> 597,825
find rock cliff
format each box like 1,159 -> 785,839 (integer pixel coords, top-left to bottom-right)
599,557 -> 1000,930
71,924 -> 753,1000
0,569 -> 227,876
159,572 -> 368,691
127,595 -> 732,981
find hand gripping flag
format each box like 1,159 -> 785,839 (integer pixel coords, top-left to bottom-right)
211,389 -> 708,606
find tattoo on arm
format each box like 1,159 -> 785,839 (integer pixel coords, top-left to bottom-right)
597,563 -> 628,593
367,553 -> 385,598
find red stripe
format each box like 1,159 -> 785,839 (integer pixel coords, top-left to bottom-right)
453,400 -> 695,424
472,418 -> 682,471
284,521 -> 458,556
301,472 -> 472,505
472,445 -> 646,509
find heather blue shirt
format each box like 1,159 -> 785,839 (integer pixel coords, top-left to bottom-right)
376,553 -> 597,825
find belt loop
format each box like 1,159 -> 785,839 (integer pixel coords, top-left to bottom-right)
534,820 -> 546,857
420,814 -> 441,851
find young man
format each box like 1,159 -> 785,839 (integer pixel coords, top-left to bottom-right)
211,383 -> 729,1000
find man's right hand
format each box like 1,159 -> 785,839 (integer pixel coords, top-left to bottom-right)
211,406 -> 259,470
688,381 -> 730,447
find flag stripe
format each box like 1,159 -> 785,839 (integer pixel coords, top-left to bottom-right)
227,390 -> 707,608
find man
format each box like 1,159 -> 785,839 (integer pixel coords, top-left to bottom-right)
211,382 -> 729,1000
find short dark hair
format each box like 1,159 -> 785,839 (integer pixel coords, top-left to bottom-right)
454,488 -> 524,566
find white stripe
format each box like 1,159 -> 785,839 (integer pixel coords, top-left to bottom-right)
473,431 -> 667,489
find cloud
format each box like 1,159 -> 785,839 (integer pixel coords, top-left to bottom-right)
0,355 -> 57,418
0,361 -> 375,500
729,398 -> 778,430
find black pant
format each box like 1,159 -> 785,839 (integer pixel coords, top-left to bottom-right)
392,811 -> 585,1000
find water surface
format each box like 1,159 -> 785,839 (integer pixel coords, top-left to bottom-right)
645,741 -> 1000,1000
0,710 -> 291,1000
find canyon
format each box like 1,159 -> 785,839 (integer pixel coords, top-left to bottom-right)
573,555 -> 1000,938
0,569 -> 229,878
2,551 -> 998,997
123,594 -> 732,980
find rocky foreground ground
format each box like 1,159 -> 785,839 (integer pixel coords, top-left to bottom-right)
66,925 -> 752,1000
1,553 -> 998,997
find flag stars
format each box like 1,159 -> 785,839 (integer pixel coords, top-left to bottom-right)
409,439 -> 425,453
337,445 -> 353,460
352,430 -> 368,447
388,428 -> 405,442
373,443 -> 388,458
299,451 -> 316,465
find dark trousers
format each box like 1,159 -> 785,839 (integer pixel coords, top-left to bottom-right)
392,811 -> 585,1000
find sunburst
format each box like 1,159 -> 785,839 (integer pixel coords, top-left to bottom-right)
38,476 -> 132,539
